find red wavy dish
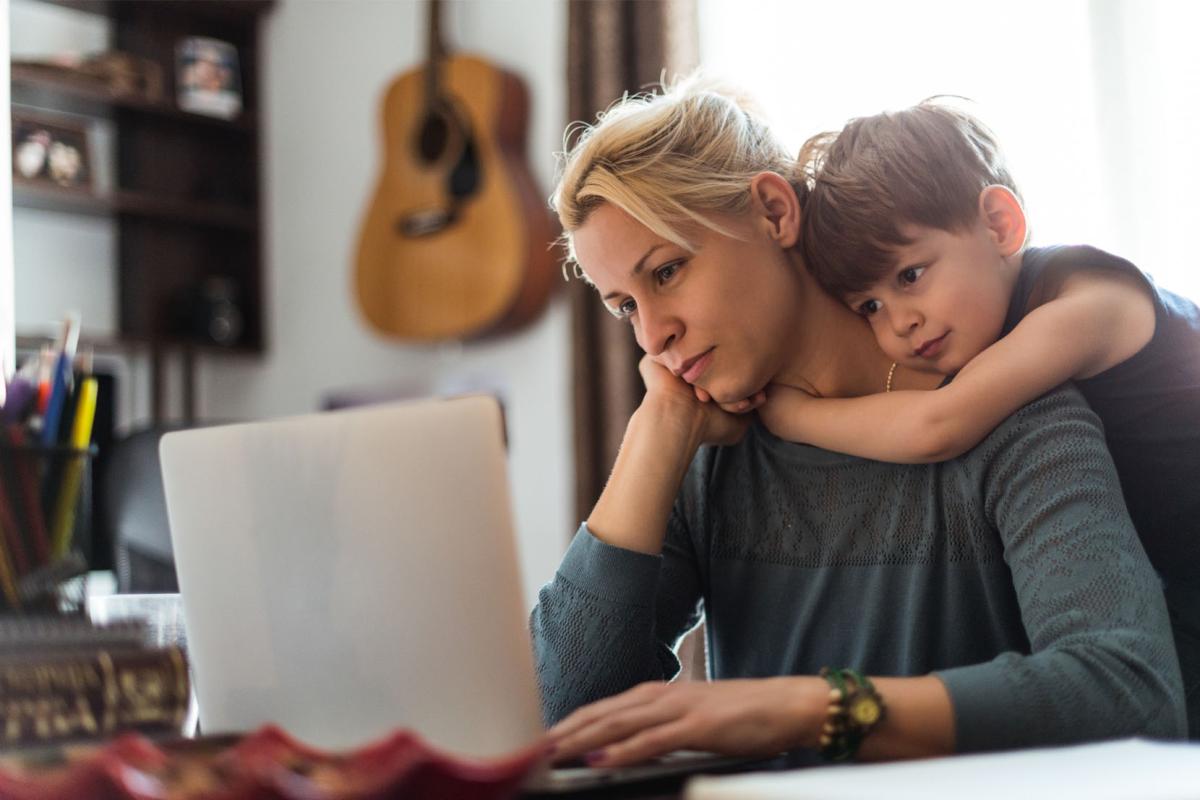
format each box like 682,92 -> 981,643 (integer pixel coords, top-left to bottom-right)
0,725 -> 545,800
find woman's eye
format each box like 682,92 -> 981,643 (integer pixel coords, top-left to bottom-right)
857,299 -> 882,317
606,260 -> 682,319
654,261 -> 682,284
899,266 -> 926,285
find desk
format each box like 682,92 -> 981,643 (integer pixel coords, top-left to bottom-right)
522,777 -> 685,800
74,594 -> 1200,799
518,754 -> 804,799
72,593 -> 796,799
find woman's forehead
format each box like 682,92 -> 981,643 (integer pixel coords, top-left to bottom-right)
572,204 -> 670,287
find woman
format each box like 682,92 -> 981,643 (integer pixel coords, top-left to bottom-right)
531,77 -> 1186,765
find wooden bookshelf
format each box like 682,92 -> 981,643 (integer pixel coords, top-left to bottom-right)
11,64 -> 257,133
12,0 -> 274,422
13,179 -> 255,231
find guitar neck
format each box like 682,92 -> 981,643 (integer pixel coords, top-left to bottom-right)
424,0 -> 447,103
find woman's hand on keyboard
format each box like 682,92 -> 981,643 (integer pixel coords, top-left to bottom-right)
546,677 -> 827,768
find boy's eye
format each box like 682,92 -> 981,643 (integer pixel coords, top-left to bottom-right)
899,266 -> 926,285
856,298 -> 882,317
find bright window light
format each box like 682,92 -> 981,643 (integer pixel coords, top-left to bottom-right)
699,0 -> 1200,300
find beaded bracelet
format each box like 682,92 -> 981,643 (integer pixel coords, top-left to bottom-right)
818,667 -> 886,762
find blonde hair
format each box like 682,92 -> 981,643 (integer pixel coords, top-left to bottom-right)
550,73 -> 806,278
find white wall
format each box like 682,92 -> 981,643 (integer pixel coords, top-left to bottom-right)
197,0 -> 573,607
699,0 -> 1200,301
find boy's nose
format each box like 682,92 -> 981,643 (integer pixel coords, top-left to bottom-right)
890,307 -> 922,338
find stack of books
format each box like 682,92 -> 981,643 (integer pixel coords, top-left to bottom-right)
0,615 -> 191,748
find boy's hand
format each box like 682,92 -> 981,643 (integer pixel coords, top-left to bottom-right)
758,383 -> 818,442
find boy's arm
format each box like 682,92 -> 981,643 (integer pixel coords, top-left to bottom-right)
760,269 -> 1156,463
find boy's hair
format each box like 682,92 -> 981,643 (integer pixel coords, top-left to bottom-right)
799,99 -> 1022,298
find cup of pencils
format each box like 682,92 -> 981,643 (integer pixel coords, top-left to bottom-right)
0,313 -> 99,614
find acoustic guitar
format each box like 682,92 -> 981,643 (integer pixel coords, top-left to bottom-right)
354,0 -> 559,341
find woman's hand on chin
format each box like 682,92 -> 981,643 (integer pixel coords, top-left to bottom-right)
546,678 -> 825,768
638,356 -> 753,447
694,384 -> 768,416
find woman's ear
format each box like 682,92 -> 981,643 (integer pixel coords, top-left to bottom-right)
749,172 -> 802,248
979,185 -> 1027,257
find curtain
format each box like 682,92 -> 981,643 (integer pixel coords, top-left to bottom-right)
567,0 -> 698,526
566,0 -> 702,680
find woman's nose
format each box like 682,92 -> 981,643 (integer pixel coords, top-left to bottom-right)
634,304 -> 681,356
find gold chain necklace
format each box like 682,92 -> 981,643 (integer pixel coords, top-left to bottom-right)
886,362 -> 897,393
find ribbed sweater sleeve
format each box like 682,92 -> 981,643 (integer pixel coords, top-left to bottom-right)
935,389 -> 1187,749
530,387 -> 1185,748
530,512 -> 704,725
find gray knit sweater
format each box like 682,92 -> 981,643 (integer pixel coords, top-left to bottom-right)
531,386 -> 1187,752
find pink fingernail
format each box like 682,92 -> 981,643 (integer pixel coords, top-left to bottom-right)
584,749 -> 607,765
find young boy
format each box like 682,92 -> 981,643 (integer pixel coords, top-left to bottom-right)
757,100 -> 1200,737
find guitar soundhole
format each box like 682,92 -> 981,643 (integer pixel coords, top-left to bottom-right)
418,112 -> 451,162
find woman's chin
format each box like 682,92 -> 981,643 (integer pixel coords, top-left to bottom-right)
708,381 -> 765,407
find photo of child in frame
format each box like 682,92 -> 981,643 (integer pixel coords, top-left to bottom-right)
176,36 -> 242,120
11,113 -> 92,190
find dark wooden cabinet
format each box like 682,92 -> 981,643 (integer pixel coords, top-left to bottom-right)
11,0 -> 272,361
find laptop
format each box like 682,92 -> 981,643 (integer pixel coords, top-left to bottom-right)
159,396 -> 752,792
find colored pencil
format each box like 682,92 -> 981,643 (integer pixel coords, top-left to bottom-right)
50,377 -> 97,559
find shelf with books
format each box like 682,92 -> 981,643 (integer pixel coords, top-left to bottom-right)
11,177 -> 109,217
115,191 -> 257,232
13,180 -> 255,232
27,1 -> 275,28
11,67 -> 257,134
12,0 -> 273,424
18,334 -> 261,361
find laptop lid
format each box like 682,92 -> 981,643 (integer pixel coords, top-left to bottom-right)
159,395 -> 544,758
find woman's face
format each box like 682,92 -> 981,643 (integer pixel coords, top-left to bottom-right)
571,202 -> 804,404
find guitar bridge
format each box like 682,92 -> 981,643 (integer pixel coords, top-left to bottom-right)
397,208 -> 456,238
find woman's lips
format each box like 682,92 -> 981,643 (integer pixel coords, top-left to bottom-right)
681,348 -> 714,384
915,333 -> 947,359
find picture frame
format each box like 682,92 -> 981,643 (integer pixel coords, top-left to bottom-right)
11,112 -> 93,191
175,36 -> 243,120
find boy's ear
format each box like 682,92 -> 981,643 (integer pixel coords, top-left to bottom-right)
978,185 -> 1027,257
749,171 -> 802,248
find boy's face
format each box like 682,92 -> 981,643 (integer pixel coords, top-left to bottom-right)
843,221 -> 1016,376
